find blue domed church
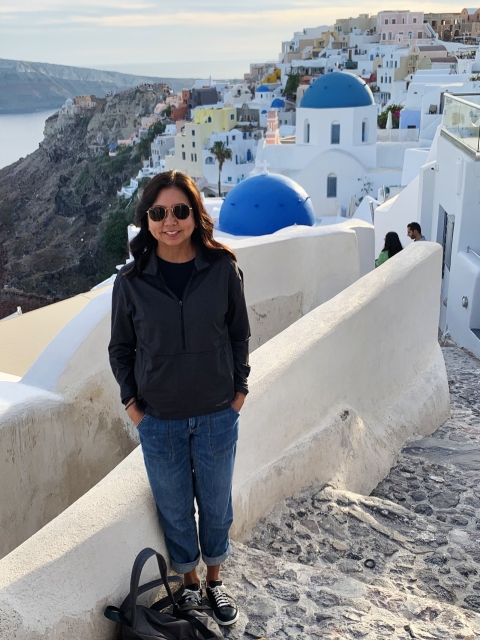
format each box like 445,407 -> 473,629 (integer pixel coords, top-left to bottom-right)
253,72 -> 400,218
219,173 -> 315,236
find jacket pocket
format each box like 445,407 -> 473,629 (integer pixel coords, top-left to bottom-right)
136,345 -> 235,418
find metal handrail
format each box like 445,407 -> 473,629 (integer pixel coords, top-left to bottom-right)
467,246 -> 480,260
444,93 -> 480,110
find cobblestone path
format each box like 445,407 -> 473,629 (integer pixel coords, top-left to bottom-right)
221,347 -> 480,639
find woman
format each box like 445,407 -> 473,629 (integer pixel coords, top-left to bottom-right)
109,170 -> 250,626
376,231 -> 403,267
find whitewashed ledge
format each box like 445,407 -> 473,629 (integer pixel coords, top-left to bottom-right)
0,243 -> 450,640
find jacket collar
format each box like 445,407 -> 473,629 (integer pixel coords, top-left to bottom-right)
143,245 -> 211,276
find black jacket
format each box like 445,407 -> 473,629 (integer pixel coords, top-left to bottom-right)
108,249 -> 250,420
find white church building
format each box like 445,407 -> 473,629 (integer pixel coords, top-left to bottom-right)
254,71 -> 407,216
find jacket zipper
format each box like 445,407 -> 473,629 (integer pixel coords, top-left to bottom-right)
179,300 -> 185,351
179,271 -> 195,352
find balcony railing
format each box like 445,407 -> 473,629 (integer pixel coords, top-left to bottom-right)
467,246 -> 480,261
442,94 -> 480,156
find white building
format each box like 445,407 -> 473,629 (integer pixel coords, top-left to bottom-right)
202,129 -> 258,193
150,134 -> 175,167
374,92 -> 480,358
400,69 -> 480,144
254,71 -> 410,217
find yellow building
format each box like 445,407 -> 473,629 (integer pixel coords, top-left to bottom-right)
166,106 -> 237,178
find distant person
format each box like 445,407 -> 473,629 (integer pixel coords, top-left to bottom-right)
407,222 -> 426,242
109,170 -> 250,626
376,231 -> 403,267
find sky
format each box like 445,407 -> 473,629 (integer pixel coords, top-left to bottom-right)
0,1 -> 462,78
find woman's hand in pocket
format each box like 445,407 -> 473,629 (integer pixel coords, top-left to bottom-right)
231,391 -> 246,414
126,401 -> 145,427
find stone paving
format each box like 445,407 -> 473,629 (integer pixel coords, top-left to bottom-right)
221,347 -> 480,639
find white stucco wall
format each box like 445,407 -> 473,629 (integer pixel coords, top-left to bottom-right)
297,105 -> 378,167
401,148 -> 430,185
429,134 -> 480,358
0,225 -> 366,559
374,177 -> 418,256
0,242 -> 449,640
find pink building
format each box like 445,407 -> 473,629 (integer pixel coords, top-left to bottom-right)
377,10 -> 434,45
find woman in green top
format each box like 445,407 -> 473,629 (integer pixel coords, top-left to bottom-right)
376,231 -> 403,267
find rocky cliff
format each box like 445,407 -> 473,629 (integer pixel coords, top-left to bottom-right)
0,83 -> 169,318
0,58 -> 194,113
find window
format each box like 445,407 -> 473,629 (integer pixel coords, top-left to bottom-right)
304,119 -> 310,143
227,177 -> 232,182
382,33 -> 386,40
388,31 -> 393,40
182,152 -> 186,160
441,209 -> 455,276
408,31 -> 413,39
385,18 -> 388,24
418,31 -> 422,39
192,141 -> 195,148
207,116 -> 212,123
192,129 -> 195,136
194,153 -> 197,162
327,174 -> 337,198
331,122 -> 340,144
413,17 -> 417,23
205,157 -> 214,164
230,114 -> 234,120
389,77 -> 392,83
392,18 -> 396,24
232,135 -> 236,141
395,60 -> 398,67
362,119 -> 368,142
381,76 -> 384,83
191,153 -> 194,161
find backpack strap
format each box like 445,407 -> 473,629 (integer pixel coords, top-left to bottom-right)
104,606 -> 130,625
120,576 -> 184,613
128,548 -> 177,629
173,610 -> 219,639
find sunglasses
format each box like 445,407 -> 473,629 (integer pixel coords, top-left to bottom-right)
147,203 -> 193,222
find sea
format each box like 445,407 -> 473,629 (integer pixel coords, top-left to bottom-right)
0,110 -> 57,171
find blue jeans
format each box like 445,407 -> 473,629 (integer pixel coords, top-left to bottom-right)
137,405 -> 239,574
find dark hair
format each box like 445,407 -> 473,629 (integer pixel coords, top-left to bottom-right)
383,231 -> 403,258
407,221 -> 421,234
124,170 -> 236,278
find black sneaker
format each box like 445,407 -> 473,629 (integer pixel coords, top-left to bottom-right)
177,583 -> 202,611
206,580 -> 239,626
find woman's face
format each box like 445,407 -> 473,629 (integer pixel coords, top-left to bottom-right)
148,186 -> 196,254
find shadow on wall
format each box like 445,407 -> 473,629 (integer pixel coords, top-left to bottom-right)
0,242 -> 449,640
0,222 -> 369,560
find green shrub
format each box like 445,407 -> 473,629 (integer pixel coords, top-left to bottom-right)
284,73 -> 301,96
104,209 -> 130,261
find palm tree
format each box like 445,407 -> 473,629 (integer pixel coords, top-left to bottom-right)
208,141 -> 232,197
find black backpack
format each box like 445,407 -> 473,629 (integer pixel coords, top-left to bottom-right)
104,548 -> 223,639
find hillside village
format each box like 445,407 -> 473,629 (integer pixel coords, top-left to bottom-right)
2,7 -> 478,356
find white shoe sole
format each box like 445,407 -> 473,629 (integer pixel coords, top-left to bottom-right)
212,610 -> 239,626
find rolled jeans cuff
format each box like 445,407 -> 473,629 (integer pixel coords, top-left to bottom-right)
202,539 -> 231,567
171,552 -> 201,575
